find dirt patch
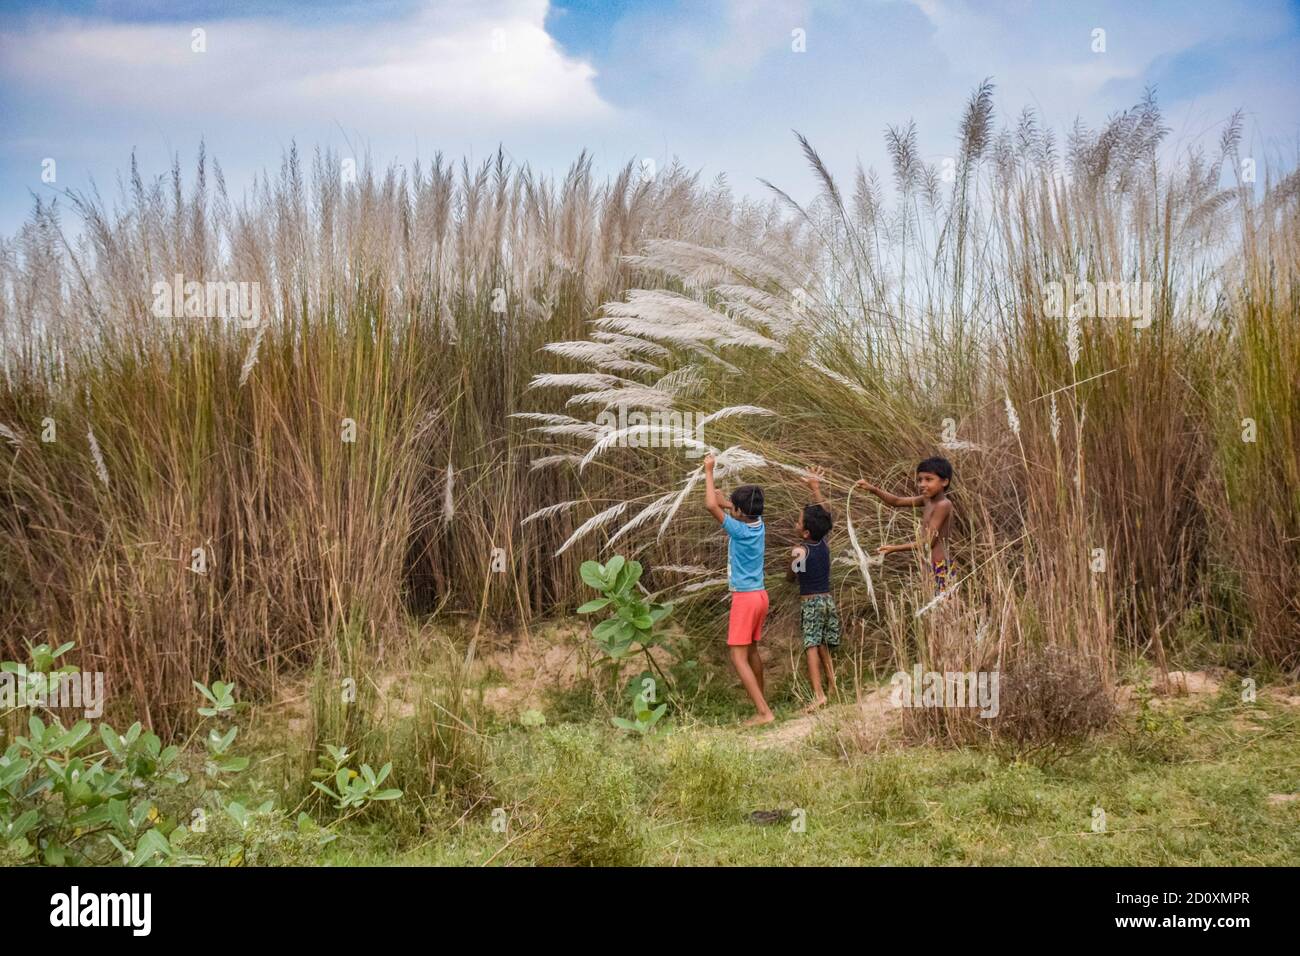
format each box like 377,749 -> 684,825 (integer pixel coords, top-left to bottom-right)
1120,671 -> 1300,712
1265,689 -> 1300,709
746,685 -> 900,751
472,623 -> 683,718
1157,670 -> 1223,697
478,642 -> 585,717
1116,669 -> 1229,711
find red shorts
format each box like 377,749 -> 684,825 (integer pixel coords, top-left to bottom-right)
727,589 -> 769,646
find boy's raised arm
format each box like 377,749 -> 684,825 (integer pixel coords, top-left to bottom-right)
702,455 -> 727,524
802,466 -> 830,516
856,478 -> 923,508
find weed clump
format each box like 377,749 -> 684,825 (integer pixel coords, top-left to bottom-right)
979,763 -> 1048,822
856,753 -> 925,820
497,726 -> 645,866
993,647 -> 1116,764
654,734 -> 756,823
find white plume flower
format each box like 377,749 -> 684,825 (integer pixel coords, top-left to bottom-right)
554,502 -> 628,557
1004,390 -> 1021,438
238,322 -> 266,387
1067,304 -> 1081,367
87,426 -> 110,488
442,464 -> 455,523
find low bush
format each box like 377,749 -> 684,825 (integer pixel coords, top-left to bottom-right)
993,647 -> 1116,764
653,734 -> 754,823
496,726 -> 645,866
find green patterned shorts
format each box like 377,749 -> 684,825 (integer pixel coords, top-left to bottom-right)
799,594 -> 841,649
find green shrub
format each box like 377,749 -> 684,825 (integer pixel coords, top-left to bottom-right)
855,754 -> 925,821
169,801 -> 327,867
496,726 -> 644,866
0,640 -> 394,866
655,734 -> 754,823
980,763 -> 1047,822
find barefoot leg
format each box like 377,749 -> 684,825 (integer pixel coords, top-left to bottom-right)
747,644 -> 766,699
819,645 -> 836,697
806,646 -> 826,706
730,645 -> 773,721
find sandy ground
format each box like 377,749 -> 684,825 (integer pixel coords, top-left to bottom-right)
268,624 -> 1298,770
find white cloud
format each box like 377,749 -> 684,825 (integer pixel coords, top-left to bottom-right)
0,0 -> 614,129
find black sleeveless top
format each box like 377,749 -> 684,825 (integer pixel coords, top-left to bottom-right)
798,537 -> 831,595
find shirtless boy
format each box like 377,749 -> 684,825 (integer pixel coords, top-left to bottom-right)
857,456 -> 955,591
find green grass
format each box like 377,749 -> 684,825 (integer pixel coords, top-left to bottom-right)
252,680 -> 1299,867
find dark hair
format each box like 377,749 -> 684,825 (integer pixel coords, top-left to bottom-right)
916,456 -> 953,483
802,503 -> 832,541
730,484 -> 764,517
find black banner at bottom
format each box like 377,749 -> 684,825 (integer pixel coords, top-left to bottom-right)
1,866 -> 1284,942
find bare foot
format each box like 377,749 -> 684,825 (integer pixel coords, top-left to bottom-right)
800,697 -> 827,715
742,712 -> 776,728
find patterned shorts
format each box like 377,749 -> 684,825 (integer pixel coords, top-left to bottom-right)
799,594 -> 841,649
932,559 -> 954,592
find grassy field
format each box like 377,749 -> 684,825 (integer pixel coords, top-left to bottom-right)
306,670 -> 1298,867
196,623 -> 1298,868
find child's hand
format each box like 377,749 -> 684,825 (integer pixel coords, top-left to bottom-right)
801,465 -> 825,489
857,478 -> 879,493
703,454 -> 716,473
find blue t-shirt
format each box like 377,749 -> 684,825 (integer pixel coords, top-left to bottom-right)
722,514 -> 766,591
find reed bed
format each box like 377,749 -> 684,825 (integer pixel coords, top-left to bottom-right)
1,87 -> 1295,734
523,87 -> 1298,726
0,146 -> 810,730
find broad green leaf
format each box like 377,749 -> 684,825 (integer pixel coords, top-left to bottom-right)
579,561 -> 606,590
99,724 -> 124,759
130,828 -> 172,867
592,618 -> 623,640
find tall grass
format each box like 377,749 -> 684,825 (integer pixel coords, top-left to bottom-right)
1,87 -> 1295,737
529,86 -> 1298,708
0,145 -> 808,730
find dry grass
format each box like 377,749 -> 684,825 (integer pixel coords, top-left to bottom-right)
524,87 -> 1299,738
0,146 -> 810,731
1,87 -> 1295,736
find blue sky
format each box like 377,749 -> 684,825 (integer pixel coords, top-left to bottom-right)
1,0 -> 1297,236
